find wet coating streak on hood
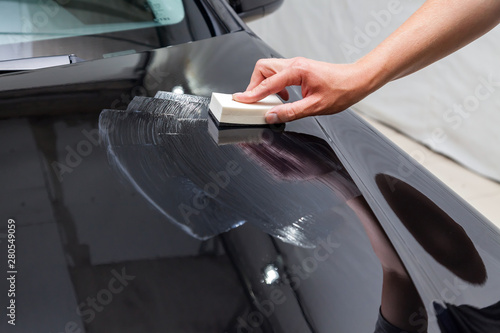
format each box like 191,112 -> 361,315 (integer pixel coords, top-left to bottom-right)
101,91 -> 500,332
100,92 -> 361,248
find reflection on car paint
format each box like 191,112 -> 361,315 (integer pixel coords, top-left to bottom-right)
100,92 -> 500,332
434,300 -> 500,332
3,16 -> 500,329
376,173 -> 487,285
317,111 -> 500,332
375,174 -> 500,331
99,92 -> 360,249
100,92 -> 431,332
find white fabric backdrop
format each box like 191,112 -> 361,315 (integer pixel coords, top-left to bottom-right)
248,0 -> 500,182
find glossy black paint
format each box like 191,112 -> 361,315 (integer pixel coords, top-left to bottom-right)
320,112 -> 500,330
1,3 -> 500,332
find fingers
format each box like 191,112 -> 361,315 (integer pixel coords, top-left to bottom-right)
234,67 -> 300,104
245,68 -> 266,93
265,98 -> 313,124
233,57 -> 333,124
246,58 -> 289,91
277,88 -> 289,101
233,58 -> 294,103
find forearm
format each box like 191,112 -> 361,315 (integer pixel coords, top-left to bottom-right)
234,0 -> 500,123
359,0 -> 500,92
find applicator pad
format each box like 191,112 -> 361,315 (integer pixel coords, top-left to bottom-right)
208,92 -> 283,125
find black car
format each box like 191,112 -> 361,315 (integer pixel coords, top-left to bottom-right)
1,1 -> 500,332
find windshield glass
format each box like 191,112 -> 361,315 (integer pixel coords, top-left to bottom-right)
0,0 -> 229,62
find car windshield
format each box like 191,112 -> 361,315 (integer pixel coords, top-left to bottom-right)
0,0 -> 229,61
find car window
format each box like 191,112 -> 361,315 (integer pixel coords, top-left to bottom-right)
0,0 -> 229,62
0,0 -> 184,44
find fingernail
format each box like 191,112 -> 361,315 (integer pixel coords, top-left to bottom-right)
266,112 -> 279,124
232,92 -> 244,100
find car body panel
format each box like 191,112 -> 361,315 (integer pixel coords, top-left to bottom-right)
0,4 -> 499,333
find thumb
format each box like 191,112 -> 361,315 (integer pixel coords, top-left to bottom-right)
265,99 -> 311,124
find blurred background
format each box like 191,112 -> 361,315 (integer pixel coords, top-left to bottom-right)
247,0 -> 500,224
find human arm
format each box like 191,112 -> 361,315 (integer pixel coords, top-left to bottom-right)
233,0 -> 500,124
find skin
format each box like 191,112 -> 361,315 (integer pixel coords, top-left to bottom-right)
233,0 -> 500,124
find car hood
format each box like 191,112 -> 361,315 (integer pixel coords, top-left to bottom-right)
0,31 -> 275,117
1,31 -> 500,333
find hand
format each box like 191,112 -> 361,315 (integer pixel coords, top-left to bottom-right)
233,57 -> 376,124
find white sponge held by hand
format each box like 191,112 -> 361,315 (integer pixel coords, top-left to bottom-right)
208,92 -> 283,125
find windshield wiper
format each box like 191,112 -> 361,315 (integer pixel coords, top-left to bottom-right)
0,54 -> 84,73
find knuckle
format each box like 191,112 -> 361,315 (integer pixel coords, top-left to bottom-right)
291,57 -> 309,73
283,104 -> 298,121
255,58 -> 269,69
258,78 -> 273,94
291,56 -> 306,64
259,78 -> 270,87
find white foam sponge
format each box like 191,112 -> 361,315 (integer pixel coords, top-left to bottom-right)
209,92 -> 283,125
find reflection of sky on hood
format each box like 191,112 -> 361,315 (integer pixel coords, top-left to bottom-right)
99,92 -> 360,248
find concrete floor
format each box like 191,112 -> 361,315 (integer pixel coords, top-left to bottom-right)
356,111 -> 500,230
